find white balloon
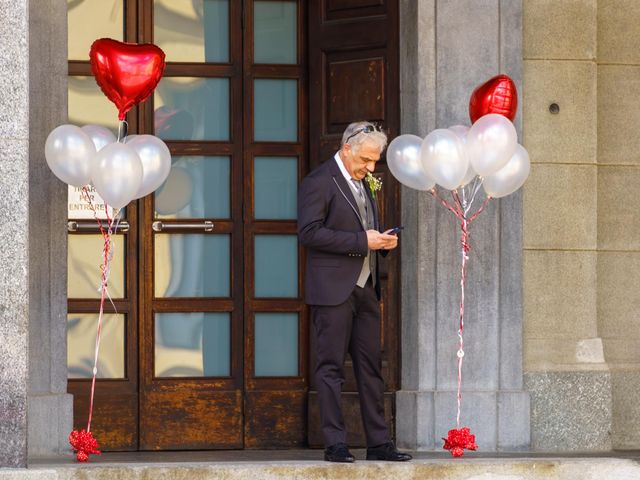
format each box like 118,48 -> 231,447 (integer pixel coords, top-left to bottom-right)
420,129 -> 468,190
466,114 -> 517,177
126,135 -> 172,199
448,124 -> 469,139
81,125 -> 116,152
448,125 -> 476,187
387,134 -> 435,191
91,143 -> 143,210
45,124 -> 96,187
154,167 -> 193,215
482,144 -> 530,198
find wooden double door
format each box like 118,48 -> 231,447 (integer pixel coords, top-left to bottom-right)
66,0 -> 399,451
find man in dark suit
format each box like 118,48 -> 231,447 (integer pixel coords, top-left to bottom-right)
298,121 -> 412,462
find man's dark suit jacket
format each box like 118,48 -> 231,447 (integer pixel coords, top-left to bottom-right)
298,157 -> 388,306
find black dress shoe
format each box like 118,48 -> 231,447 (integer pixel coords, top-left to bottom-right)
324,442 -> 355,463
366,442 -> 412,461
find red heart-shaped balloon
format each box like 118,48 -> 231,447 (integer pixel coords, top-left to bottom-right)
469,74 -> 517,124
90,38 -> 166,121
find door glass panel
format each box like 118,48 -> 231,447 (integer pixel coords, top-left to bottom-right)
155,77 -> 230,141
155,156 -> 230,219
254,1 -> 297,64
68,185 -> 120,220
254,235 -> 297,297
68,313 -> 125,379
68,235 -> 125,298
155,312 -> 230,377
154,0 -> 229,63
155,234 -> 230,297
253,79 -> 297,142
68,76 -> 120,129
254,157 -> 297,220
254,313 -> 298,376
67,0 -> 124,60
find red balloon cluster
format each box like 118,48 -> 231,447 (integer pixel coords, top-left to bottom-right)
90,38 -> 166,121
469,74 -> 517,124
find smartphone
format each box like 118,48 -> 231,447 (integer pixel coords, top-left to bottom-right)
387,226 -> 404,235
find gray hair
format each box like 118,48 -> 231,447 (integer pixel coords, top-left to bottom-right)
341,121 -> 388,153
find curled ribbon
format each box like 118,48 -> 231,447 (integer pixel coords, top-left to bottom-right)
431,177 -> 490,457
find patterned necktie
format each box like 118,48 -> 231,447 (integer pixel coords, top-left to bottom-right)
351,179 -> 368,222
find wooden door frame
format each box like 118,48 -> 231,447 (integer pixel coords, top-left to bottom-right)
68,0 -> 400,451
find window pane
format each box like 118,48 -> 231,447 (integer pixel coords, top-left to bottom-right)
255,313 -> 298,376
254,1 -> 297,64
68,235 -> 125,299
254,157 -> 297,219
68,0 -> 124,61
254,235 -> 297,297
68,76 -> 120,129
155,77 -> 230,141
155,234 -> 230,297
68,313 -> 125,379
155,156 -> 230,219
155,312 -> 230,377
254,79 -> 297,142
154,0 -> 229,63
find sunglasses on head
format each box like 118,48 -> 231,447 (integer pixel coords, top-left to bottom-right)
344,123 -> 383,144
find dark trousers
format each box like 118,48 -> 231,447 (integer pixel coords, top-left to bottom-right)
312,278 -> 390,448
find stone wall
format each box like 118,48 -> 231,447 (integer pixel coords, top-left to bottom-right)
597,0 -> 640,450
523,0 -> 640,450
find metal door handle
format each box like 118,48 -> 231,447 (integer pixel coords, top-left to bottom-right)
152,221 -> 214,232
68,220 -> 129,233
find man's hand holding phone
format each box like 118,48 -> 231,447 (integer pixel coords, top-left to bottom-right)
366,228 -> 399,250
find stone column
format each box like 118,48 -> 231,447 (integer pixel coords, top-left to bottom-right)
27,0 -> 73,458
396,0 -> 530,451
0,0 -> 30,468
0,0 -> 71,466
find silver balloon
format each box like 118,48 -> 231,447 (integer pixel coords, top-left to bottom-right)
448,125 -> 476,187
126,135 -> 172,199
448,124 -> 469,139
45,124 -> 96,187
466,113 -> 517,177
81,125 -> 116,152
482,144 -> 530,198
420,128 -> 468,190
387,134 -> 435,191
91,143 -> 143,210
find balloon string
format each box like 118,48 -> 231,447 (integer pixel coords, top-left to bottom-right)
432,186 -> 492,429
469,197 -> 491,223
452,192 -> 468,428
79,187 -> 118,433
431,188 -> 463,221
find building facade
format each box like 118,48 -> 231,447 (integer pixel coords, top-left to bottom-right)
0,0 -> 638,469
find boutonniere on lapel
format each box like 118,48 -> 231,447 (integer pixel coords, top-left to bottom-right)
365,172 -> 382,199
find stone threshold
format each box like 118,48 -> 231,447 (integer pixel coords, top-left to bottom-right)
4,452 -> 640,480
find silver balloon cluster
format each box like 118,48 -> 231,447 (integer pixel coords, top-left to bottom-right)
387,114 -> 530,198
45,124 -> 171,209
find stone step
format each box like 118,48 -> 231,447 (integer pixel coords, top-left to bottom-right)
3,458 -> 640,480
